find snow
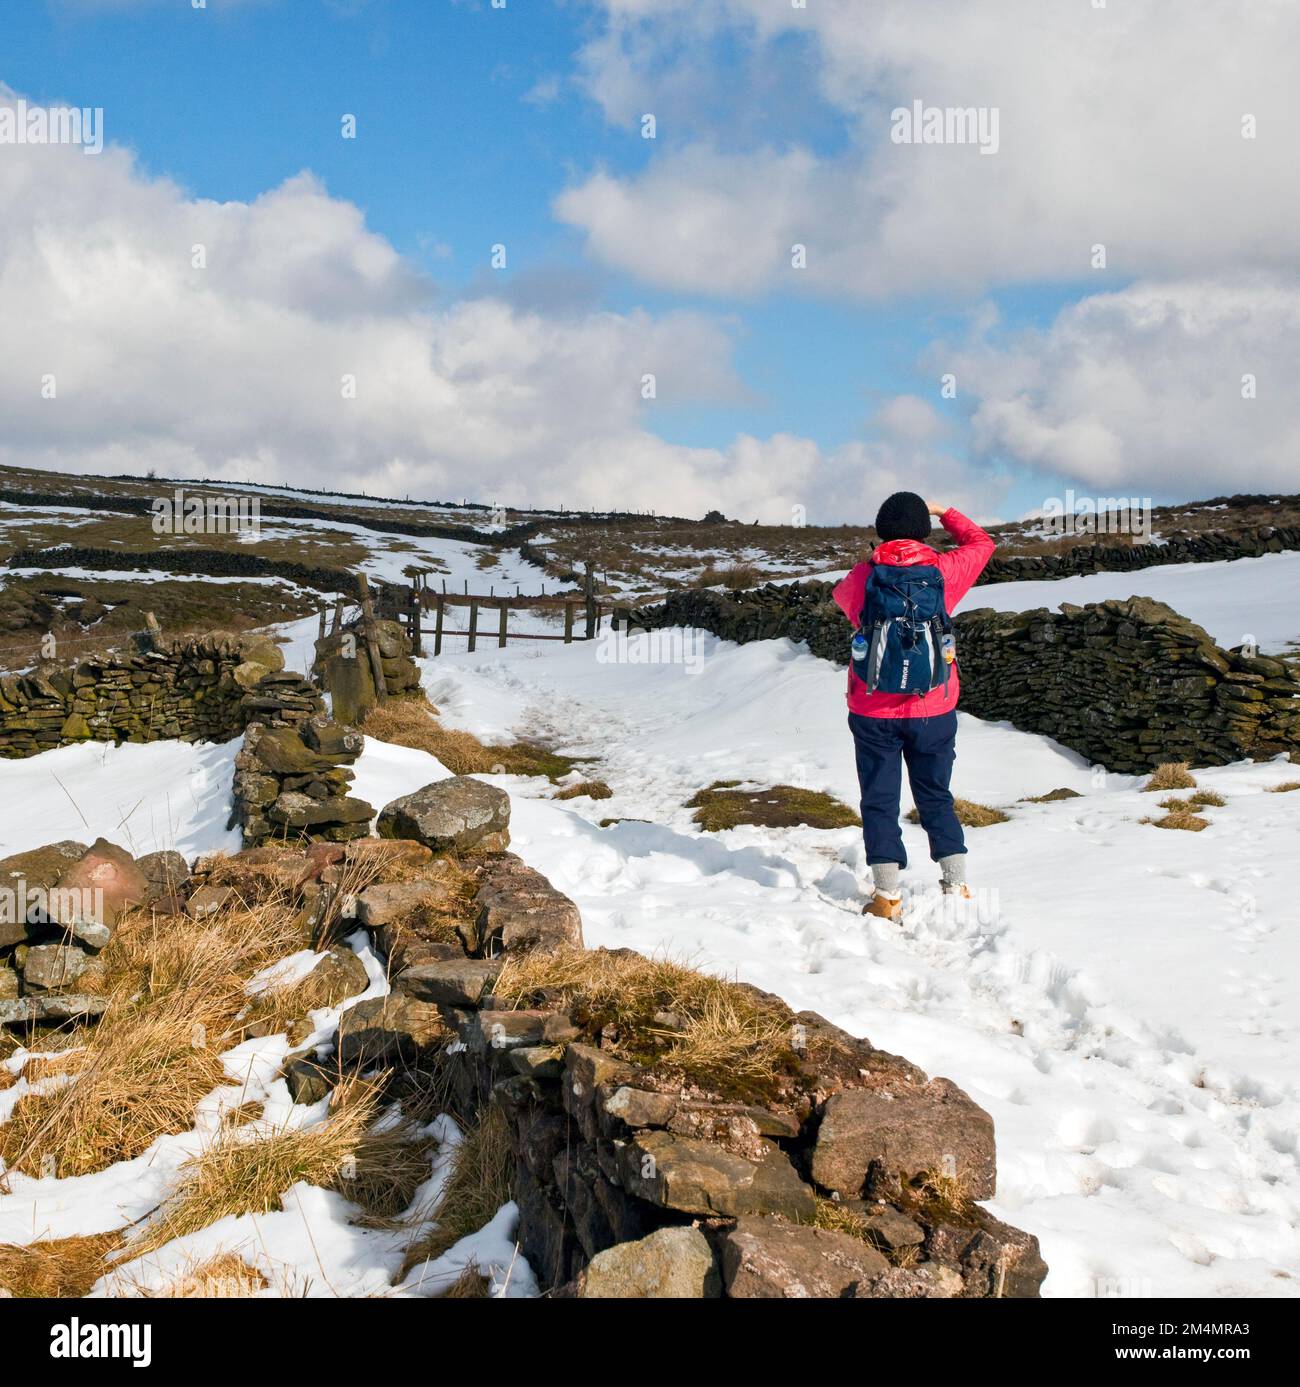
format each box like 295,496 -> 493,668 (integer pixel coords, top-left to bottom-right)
0,737 -> 240,861
3,558 -> 1298,1298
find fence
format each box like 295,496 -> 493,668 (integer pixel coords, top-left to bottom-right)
372,563 -> 614,656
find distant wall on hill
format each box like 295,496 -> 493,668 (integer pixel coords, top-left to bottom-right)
975,523 -> 1300,586
0,632 -> 321,760
628,584 -> 1300,773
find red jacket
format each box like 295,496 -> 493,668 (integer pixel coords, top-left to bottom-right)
832,508 -> 995,718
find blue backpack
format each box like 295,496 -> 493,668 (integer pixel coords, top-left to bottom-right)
852,563 -> 953,696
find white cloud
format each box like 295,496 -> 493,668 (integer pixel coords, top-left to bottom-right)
947,277 -> 1300,497
2,83 -> 954,524
560,0 -> 1300,299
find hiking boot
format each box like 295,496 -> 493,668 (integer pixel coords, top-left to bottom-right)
863,891 -> 904,922
940,881 -> 973,899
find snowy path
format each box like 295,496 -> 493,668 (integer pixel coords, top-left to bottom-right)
412,632 -> 1300,1298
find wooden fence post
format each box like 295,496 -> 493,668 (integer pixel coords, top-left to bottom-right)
468,599 -> 479,653
563,601 -> 575,644
408,585 -> 422,656
498,599 -> 508,648
434,593 -> 445,657
584,562 -> 597,640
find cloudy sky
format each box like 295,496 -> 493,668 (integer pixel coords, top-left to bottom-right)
1,0 -> 1295,522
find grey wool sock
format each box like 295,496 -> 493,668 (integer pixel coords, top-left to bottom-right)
938,853 -> 967,887
871,862 -> 901,897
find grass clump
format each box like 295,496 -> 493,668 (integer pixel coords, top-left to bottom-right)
134,1251 -> 270,1298
0,1231 -> 123,1298
553,780 -> 613,802
0,897 -> 305,1180
1268,781 -> 1300,793
1161,791 -> 1225,813
400,1105 -> 514,1281
695,562 -> 762,590
494,946 -> 800,1100
1020,787 -> 1082,804
688,782 -> 860,832
906,798 -> 1010,828
1142,762 -> 1197,792
361,697 -> 580,782
1142,811 -> 1209,833
130,1079 -> 383,1255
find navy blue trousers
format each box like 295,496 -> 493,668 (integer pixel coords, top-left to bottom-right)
848,710 -> 966,868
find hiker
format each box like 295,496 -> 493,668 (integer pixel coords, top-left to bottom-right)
833,492 -> 995,922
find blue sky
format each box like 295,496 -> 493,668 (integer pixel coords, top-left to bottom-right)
2,1 -> 1291,519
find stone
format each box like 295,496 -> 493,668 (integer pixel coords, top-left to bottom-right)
0,965 -> 19,1000
236,634 -> 286,672
721,1215 -> 890,1298
319,651 -> 377,726
356,878 -> 463,931
471,1009 -> 551,1053
852,1262 -> 965,1298
579,1226 -> 721,1299
135,849 -> 191,901
598,1085 -> 679,1130
472,853 -> 583,954
337,993 -> 446,1066
289,948 -> 370,1010
396,958 -> 500,1007
619,1131 -> 816,1221
250,727 -> 336,776
811,1077 -> 996,1201
0,840 -> 88,944
186,884 -> 235,919
924,1205 -> 1048,1298
508,1045 -> 566,1080
301,717 -> 363,760
377,777 -> 511,855
284,1056 -> 337,1106
48,838 -> 149,938
268,793 -> 375,829
859,1205 -> 926,1252
22,944 -> 89,992
0,993 -> 109,1025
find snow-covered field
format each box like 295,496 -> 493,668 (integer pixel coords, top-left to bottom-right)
2,579 -> 1298,1298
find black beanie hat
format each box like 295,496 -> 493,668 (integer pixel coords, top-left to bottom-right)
874,491 -> 931,542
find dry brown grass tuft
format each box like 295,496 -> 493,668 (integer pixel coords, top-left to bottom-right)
911,1168 -> 976,1218
361,698 -> 579,782
1143,762 -> 1197,792
494,946 -> 798,1097
553,780 -> 613,802
0,899 -> 305,1180
1188,790 -> 1226,808
134,1251 -> 269,1298
441,1263 -> 492,1298
695,561 -> 763,590
130,1081 -> 384,1256
399,1104 -> 514,1280
812,1197 -> 873,1242
0,1231 -> 123,1298
906,798 -> 1010,828
1143,811 -> 1210,833
1267,780 -> 1300,793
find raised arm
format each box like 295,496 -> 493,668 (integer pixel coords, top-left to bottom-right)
929,505 -> 995,607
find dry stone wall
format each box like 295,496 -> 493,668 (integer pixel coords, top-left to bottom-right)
629,585 -> 1300,773
0,631 -> 322,760
326,778 -> 1048,1299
